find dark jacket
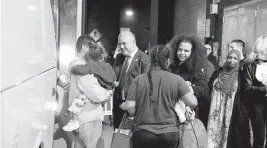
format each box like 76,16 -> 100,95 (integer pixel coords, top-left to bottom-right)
169,63 -> 209,100
242,61 -> 267,105
208,54 -> 217,67
112,50 -> 150,129
113,50 -> 151,105
71,60 -> 117,89
203,61 -> 215,82
169,62 -> 209,127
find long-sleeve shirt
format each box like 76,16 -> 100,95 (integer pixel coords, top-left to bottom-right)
70,60 -> 117,90
242,61 -> 267,104
69,58 -> 113,124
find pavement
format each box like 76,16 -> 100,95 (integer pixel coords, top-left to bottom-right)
53,117 -> 114,148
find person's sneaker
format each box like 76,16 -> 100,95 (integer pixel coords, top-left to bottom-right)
63,120 -> 80,131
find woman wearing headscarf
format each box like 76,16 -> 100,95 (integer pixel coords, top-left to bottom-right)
167,35 -> 211,127
207,49 -> 242,148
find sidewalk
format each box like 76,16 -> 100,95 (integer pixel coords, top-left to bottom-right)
53,120 -> 114,148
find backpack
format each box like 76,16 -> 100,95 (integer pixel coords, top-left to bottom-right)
178,118 -> 208,148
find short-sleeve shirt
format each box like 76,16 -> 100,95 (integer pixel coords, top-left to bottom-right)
126,70 -> 191,134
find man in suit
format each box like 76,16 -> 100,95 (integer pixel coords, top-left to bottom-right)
113,31 -> 150,129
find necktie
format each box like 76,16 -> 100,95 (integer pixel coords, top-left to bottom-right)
119,56 -> 130,90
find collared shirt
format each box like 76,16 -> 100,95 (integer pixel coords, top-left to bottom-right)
126,49 -> 138,72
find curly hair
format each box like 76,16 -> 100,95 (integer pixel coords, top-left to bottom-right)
147,45 -> 170,99
167,35 -> 209,72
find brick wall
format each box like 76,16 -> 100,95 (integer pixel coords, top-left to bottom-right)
158,0 -> 175,44
86,0 -> 120,54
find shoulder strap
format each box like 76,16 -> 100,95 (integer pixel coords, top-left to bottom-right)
189,121 -> 200,148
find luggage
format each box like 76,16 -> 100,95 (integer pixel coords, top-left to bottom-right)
110,113 -> 134,148
178,119 -> 208,148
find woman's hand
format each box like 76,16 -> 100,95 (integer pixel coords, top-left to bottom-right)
185,106 -> 195,121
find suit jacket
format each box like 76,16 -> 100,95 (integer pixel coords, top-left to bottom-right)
113,50 -> 150,105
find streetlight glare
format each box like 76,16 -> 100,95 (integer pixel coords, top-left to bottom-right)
125,10 -> 133,16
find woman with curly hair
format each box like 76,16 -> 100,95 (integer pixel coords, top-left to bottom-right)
167,35 -> 211,127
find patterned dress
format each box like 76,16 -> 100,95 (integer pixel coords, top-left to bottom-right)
207,79 -> 238,148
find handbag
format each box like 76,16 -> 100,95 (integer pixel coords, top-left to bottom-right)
110,113 -> 134,148
178,119 -> 208,148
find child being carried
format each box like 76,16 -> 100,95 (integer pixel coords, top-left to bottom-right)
63,41 -> 117,131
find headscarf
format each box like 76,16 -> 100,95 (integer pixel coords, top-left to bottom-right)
217,49 -> 241,96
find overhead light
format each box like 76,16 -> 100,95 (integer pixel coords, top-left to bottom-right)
28,5 -> 36,11
125,10 -> 133,16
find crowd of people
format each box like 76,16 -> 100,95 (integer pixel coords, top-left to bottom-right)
64,30 -> 267,148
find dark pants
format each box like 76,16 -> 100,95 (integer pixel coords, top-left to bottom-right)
195,100 -> 210,129
235,103 -> 252,148
113,105 -> 124,129
132,130 -> 179,148
249,104 -> 267,148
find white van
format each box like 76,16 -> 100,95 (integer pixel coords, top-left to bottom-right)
1,0 -> 58,148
